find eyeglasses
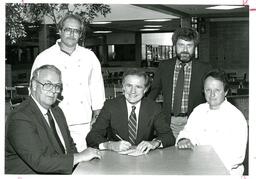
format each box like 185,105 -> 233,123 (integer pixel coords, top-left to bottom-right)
35,80 -> 62,93
62,27 -> 81,36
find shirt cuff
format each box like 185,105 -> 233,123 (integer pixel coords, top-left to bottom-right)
99,143 -> 105,150
99,141 -> 110,150
153,138 -> 163,148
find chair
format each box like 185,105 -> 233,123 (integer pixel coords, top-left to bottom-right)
114,84 -> 123,98
9,98 -> 23,109
10,86 -> 29,109
227,95 -> 249,121
105,85 -> 115,100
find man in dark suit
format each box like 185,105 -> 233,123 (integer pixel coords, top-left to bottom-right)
86,69 -> 175,153
5,65 -> 101,174
148,27 -> 212,138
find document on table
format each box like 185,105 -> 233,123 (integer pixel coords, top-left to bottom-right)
118,147 -> 146,156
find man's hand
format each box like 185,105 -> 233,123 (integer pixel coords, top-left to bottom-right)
73,147 -> 102,165
105,141 -> 132,152
136,140 -> 160,154
177,138 -> 194,149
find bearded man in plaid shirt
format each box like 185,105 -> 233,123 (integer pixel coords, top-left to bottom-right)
148,27 -> 212,138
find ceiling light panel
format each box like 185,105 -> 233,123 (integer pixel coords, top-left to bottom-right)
144,19 -> 172,22
144,25 -> 162,28
206,5 -> 244,10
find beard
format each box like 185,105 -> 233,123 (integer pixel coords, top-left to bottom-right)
176,52 -> 194,63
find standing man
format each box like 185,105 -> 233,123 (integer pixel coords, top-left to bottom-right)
31,14 -> 105,152
148,27 -> 211,138
5,65 -> 101,174
86,69 -> 175,153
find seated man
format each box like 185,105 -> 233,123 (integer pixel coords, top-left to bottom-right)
5,65 -> 101,174
86,69 -> 175,153
176,69 -> 248,175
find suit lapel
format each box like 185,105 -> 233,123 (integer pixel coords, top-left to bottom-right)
136,98 -> 151,144
119,96 -> 129,140
51,109 -> 68,152
189,60 -> 199,108
29,97 -> 51,131
167,60 -> 176,101
29,97 -> 64,154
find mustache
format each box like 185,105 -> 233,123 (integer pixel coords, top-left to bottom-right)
66,37 -> 77,40
180,52 -> 190,55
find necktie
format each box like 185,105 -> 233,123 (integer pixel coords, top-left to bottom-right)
128,106 -> 137,145
47,110 -> 65,154
173,63 -> 185,116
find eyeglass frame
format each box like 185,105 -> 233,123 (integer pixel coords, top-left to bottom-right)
34,79 -> 62,93
62,27 -> 82,36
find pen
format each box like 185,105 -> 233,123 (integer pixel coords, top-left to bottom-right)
115,134 -> 123,141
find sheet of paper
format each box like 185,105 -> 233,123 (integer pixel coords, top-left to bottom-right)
118,147 -> 146,156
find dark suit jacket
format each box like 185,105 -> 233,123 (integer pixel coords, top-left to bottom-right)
86,95 -> 175,148
148,58 -> 211,123
5,96 -> 77,174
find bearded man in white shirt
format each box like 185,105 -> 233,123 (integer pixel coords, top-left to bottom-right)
176,69 -> 248,175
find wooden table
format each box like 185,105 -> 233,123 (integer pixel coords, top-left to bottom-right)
73,145 -> 229,175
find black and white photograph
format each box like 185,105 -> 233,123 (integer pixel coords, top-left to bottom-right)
1,0 -> 255,178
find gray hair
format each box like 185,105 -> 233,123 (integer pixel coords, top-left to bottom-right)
122,69 -> 150,89
58,14 -> 84,32
30,65 -> 62,88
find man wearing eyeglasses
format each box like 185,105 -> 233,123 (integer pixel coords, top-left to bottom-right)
5,65 -> 102,174
30,14 -> 105,152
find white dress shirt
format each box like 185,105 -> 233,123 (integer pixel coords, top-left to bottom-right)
31,96 -> 66,152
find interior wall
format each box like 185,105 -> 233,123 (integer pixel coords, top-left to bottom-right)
209,20 -> 249,71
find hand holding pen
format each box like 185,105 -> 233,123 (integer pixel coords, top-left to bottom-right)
115,134 -> 124,141
112,134 -> 132,151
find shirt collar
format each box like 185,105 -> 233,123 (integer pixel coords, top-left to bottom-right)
56,39 -> 78,56
175,59 -> 192,69
206,98 -> 228,111
126,100 -> 141,111
31,95 -> 48,115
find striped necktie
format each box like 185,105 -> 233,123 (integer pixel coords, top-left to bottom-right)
128,106 -> 137,145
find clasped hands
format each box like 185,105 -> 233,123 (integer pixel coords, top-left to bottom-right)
106,140 -> 160,154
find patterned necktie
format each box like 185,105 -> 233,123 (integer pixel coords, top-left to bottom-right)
47,110 -> 65,154
173,63 -> 185,116
128,106 -> 137,145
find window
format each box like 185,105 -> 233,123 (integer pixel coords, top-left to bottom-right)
108,44 -> 135,61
